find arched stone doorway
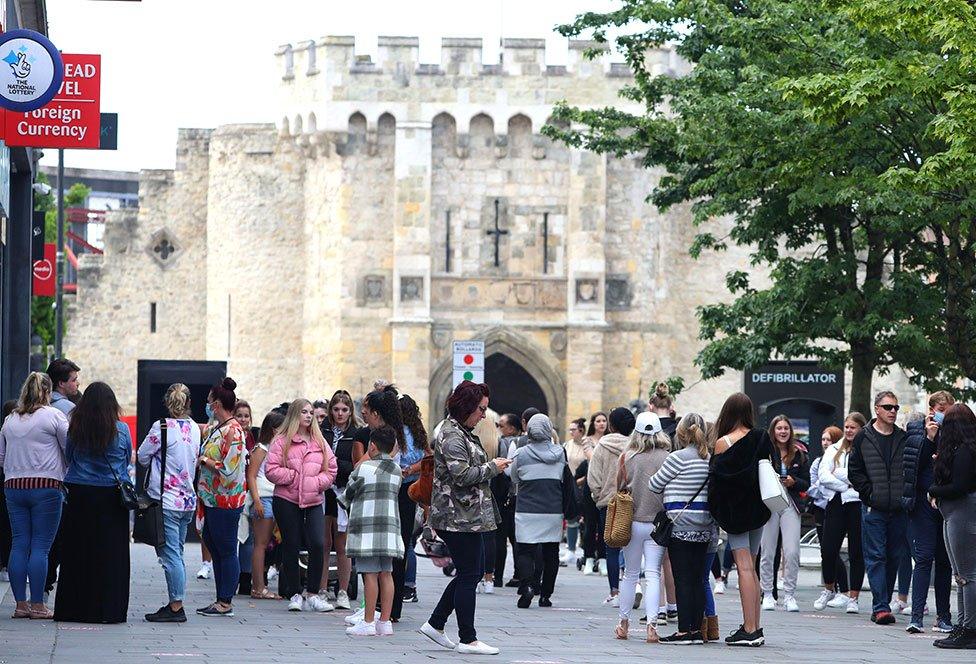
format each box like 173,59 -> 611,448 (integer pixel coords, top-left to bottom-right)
428,327 -> 566,435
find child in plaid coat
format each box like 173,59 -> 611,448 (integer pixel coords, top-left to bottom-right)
341,426 -> 404,636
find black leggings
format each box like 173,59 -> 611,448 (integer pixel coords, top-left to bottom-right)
390,481 -> 417,620
821,496 -> 864,591
668,538 -> 708,633
814,504 -> 849,592
273,498 -> 325,598
581,497 -> 604,560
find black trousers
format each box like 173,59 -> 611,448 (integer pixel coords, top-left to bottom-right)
581,497 -> 603,560
482,530 -> 496,574
493,499 -> 516,582
429,530 -> 483,644
813,503 -> 849,592
822,496 -> 864,591
273,498 -> 325,598
516,541 -> 559,597
668,538 -> 708,633
390,480 -> 417,620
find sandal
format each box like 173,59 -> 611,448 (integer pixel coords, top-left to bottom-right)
29,606 -> 54,620
250,588 -> 281,600
615,619 -> 629,640
646,625 -> 659,644
12,607 -> 30,619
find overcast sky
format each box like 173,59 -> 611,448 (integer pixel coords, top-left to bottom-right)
39,0 -> 623,173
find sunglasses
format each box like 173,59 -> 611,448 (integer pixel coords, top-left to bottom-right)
878,404 -> 900,412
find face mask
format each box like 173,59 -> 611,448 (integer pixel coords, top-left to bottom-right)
933,410 -> 945,425
205,402 -> 214,420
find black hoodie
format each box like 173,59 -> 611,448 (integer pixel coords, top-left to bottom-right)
708,430 -> 775,534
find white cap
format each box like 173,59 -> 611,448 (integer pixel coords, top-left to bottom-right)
634,412 -> 663,436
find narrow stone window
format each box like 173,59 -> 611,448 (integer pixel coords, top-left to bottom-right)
150,302 -> 157,333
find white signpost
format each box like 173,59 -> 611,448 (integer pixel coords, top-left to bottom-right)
452,340 -> 485,388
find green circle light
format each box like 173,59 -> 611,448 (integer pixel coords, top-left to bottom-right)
463,371 -> 474,381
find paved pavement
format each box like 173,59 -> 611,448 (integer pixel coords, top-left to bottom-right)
0,542 -> 971,663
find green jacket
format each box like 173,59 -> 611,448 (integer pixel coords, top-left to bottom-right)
430,418 -> 500,533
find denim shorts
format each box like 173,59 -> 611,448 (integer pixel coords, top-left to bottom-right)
250,496 -> 274,520
357,556 -> 393,573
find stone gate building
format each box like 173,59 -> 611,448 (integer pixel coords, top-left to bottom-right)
65,36 -> 757,428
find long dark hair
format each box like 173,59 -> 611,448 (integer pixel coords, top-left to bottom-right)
257,410 -> 285,445
934,404 -> 976,486
712,392 -> 756,443
586,411 -> 608,437
68,381 -> 121,455
364,384 -> 406,448
399,394 -> 429,451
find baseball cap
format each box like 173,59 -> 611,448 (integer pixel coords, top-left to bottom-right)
634,412 -> 663,436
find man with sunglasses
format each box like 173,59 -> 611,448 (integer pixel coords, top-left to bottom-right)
849,391 -> 909,626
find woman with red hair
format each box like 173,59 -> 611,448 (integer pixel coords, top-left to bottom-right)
420,381 -> 511,656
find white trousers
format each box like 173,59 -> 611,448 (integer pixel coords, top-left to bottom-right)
618,521 -> 666,620
759,505 -> 801,597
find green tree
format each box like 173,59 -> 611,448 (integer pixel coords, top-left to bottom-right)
545,0 -> 954,413
30,174 -> 91,347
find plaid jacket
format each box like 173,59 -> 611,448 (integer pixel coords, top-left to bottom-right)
341,455 -> 405,560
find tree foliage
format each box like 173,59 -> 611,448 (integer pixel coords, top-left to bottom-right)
544,0 -> 975,412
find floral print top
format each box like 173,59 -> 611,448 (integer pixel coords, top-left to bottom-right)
137,417 -> 201,512
196,418 -> 247,509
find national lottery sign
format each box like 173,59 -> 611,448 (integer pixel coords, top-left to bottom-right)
0,30 -> 63,113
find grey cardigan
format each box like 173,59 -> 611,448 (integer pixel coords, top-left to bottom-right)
0,406 -> 69,482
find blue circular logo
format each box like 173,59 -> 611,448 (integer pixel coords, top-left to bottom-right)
0,29 -> 64,113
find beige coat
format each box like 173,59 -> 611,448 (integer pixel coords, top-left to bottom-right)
586,433 -> 631,508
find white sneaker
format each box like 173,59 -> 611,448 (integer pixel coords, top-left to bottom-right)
306,594 -> 334,612
456,641 -> 500,655
345,607 -> 365,625
814,590 -> 835,611
827,593 -> 849,609
0,568 -> 8,582
603,594 -> 620,608
900,603 -> 913,616
846,597 -> 860,614
597,559 -> 608,576
325,590 -> 337,602
714,580 -> 726,595
335,590 -> 351,610
582,558 -> 595,576
762,596 -> 776,611
420,621 -> 457,650
785,596 -> 799,612
476,581 -> 484,594
376,619 -> 394,636
267,565 -> 278,581
288,594 -> 305,611
483,582 -> 494,595
346,620 -> 376,636
561,550 -> 577,565
892,599 -> 909,614
196,561 -> 212,579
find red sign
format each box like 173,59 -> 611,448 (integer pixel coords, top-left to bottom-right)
32,242 -> 55,297
4,53 -> 101,148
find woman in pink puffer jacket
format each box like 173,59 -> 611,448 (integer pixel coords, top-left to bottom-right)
265,399 -> 338,611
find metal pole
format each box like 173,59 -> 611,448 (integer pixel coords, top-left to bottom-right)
54,148 -> 64,358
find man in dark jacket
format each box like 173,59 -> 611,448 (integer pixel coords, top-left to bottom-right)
849,390 -> 909,625
902,391 -> 955,632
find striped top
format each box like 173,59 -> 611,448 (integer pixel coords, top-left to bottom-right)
648,446 -> 714,541
5,477 -> 62,490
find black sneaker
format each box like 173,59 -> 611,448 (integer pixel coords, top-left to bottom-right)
403,587 -> 418,603
517,591 -> 534,609
639,615 -> 648,624
935,627 -> 976,649
657,612 -> 668,625
726,626 -> 764,647
505,578 -> 521,588
539,596 -> 553,608
660,631 -> 704,645
145,605 -> 187,623
197,604 -> 234,617
667,609 -> 679,622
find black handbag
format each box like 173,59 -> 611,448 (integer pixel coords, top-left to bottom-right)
103,449 -> 143,511
651,474 -> 709,547
132,419 -> 168,547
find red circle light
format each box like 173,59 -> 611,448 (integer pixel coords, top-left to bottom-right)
463,354 -> 474,365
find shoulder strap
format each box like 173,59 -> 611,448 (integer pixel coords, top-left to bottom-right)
616,452 -> 628,491
158,419 -> 168,498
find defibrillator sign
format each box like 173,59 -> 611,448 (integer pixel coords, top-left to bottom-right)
4,53 -> 101,149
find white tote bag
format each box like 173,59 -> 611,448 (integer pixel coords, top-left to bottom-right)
758,459 -> 791,513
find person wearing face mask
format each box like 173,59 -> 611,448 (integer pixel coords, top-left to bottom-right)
902,391 -> 956,634
265,398 -> 338,613
849,391 -> 909,626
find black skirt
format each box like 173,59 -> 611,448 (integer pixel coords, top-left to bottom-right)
54,483 -> 130,623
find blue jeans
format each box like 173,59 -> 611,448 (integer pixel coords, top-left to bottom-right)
862,506 -> 908,614
4,487 -> 63,603
201,505 -> 243,603
597,507 -> 621,591
703,551 -> 717,617
155,509 -> 194,603
909,500 -> 952,624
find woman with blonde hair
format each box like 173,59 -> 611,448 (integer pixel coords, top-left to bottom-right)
0,372 -> 68,619
265,398 -> 337,612
138,383 -> 203,622
613,413 -> 671,642
650,412 -> 715,644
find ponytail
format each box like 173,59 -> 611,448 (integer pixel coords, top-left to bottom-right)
365,384 -> 406,449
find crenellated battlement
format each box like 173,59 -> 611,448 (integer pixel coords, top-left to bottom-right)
275,35 -> 687,138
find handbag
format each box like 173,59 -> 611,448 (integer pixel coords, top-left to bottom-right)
650,474 -> 709,547
133,419 -> 168,547
758,458 -> 791,513
102,449 -> 143,511
407,452 -> 434,507
603,454 -> 634,548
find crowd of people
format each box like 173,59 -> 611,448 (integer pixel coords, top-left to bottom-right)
0,364 -> 974,653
